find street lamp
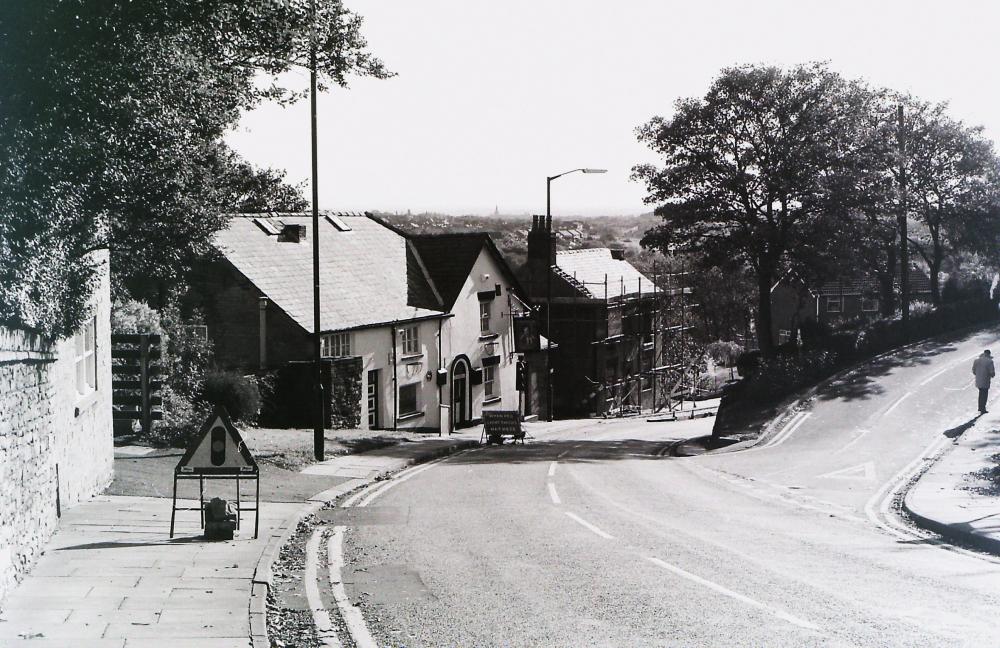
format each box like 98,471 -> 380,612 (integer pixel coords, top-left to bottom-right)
545,168 -> 607,422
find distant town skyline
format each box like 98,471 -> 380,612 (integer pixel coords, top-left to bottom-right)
227,0 -> 1000,217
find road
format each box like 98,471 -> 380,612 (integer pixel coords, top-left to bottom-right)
339,327 -> 1000,647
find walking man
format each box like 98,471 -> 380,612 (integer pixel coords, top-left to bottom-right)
973,349 -> 995,413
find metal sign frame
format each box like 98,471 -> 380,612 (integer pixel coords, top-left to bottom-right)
169,406 -> 260,538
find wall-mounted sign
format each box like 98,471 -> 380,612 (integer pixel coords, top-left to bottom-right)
513,317 -> 540,353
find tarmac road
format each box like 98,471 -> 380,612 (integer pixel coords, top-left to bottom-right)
341,326 -> 1000,647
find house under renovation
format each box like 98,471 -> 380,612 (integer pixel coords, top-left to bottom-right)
522,215 -> 698,418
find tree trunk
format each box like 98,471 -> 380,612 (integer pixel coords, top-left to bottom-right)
755,271 -> 775,358
929,257 -> 942,306
880,238 -> 897,317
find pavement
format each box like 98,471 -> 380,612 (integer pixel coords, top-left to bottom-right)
0,432 -> 480,647
904,416 -> 1000,554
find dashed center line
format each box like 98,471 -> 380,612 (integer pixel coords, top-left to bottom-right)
548,461 -> 557,477
881,392 -> 911,417
564,511 -> 614,539
646,557 -> 819,631
548,482 -> 561,505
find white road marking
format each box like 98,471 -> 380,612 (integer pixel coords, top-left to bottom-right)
564,511 -> 614,539
646,557 -> 819,631
744,411 -> 810,454
305,529 -> 342,647
548,482 -> 561,505
327,528 -> 379,648
834,428 -> 872,454
882,392 -> 911,417
548,461 -> 557,477
817,462 -> 876,481
919,364 -> 955,386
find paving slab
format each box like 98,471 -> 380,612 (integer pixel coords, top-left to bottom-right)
0,495 -> 297,645
905,417 -> 1000,554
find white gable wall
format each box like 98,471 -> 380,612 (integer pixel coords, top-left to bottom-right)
441,247 -> 519,427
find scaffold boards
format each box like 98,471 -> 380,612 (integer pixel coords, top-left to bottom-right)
170,405 -> 260,538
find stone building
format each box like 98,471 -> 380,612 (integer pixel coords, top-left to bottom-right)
0,250 -> 113,600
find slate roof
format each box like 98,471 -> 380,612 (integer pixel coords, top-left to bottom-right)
555,248 -> 654,300
407,232 -> 525,310
214,213 -> 447,333
815,266 -> 933,297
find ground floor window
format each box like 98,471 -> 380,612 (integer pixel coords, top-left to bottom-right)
484,365 -> 498,398
399,382 -> 420,416
861,298 -> 878,313
825,296 -> 842,313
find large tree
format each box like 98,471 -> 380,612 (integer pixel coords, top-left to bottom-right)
0,1 -> 388,336
634,63 -> 861,357
902,101 -> 1000,304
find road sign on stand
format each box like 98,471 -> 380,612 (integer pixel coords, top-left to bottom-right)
170,406 -> 260,538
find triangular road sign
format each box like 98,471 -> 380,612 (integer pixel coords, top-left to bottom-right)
817,462 -> 876,481
176,405 -> 258,475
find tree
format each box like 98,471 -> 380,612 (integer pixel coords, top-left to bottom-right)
0,1 -> 389,336
903,101 -> 1000,304
634,63 -> 860,357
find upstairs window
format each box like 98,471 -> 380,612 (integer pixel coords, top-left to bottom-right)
75,317 -> 97,396
480,301 -> 491,333
321,332 -> 351,357
401,325 -> 419,355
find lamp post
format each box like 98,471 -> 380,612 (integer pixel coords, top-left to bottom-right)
545,168 -> 606,422
309,0 -> 324,461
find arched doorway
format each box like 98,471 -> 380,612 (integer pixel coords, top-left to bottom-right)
451,356 -> 471,429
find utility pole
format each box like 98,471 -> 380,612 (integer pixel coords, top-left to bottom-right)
897,104 -> 910,332
310,0 -> 324,461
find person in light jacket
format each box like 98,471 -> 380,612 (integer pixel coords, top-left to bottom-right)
972,350 -> 995,413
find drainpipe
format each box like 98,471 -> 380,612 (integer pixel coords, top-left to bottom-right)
437,318 -> 444,437
391,322 -> 398,431
258,297 -> 268,368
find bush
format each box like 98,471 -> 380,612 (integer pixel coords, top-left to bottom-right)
735,296 -> 999,405
149,387 -> 211,448
706,340 -> 743,367
199,370 -> 261,424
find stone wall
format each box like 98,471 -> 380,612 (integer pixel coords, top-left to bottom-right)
0,252 -> 113,603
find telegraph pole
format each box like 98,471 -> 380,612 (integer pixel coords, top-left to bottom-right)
897,104 -> 909,332
310,0 -> 324,461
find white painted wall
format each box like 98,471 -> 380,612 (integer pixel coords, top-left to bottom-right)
351,317 -> 444,431
441,247 -> 519,428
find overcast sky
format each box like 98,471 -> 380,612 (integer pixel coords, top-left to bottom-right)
226,0 -> 1000,217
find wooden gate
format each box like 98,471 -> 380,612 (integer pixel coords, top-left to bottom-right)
112,333 -> 163,435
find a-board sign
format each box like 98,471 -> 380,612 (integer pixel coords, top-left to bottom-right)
175,405 -> 258,475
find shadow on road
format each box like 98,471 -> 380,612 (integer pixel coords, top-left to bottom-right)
442,439 -> 678,464
944,415 -> 982,439
817,338 -> 959,403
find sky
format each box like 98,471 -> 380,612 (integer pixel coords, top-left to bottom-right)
226,0 -> 1000,218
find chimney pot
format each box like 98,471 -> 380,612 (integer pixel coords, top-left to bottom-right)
610,248 -> 626,260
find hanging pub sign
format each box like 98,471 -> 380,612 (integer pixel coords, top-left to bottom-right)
169,405 -> 260,539
513,316 -> 541,352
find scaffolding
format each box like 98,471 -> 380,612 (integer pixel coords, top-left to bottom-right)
554,260 -> 705,418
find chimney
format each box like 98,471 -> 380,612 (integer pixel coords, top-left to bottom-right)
278,224 -> 306,243
526,214 -> 556,299
610,248 -> 626,260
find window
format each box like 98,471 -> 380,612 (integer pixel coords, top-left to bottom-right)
484,365 -> 498,399
480,301 -> 491,333
399,383 -> 420,416
861,298 -> 879,313
401,325 -> 419,355
321,332 -> 351,357
826,297 -> 842,313
74,317 -> 97,396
